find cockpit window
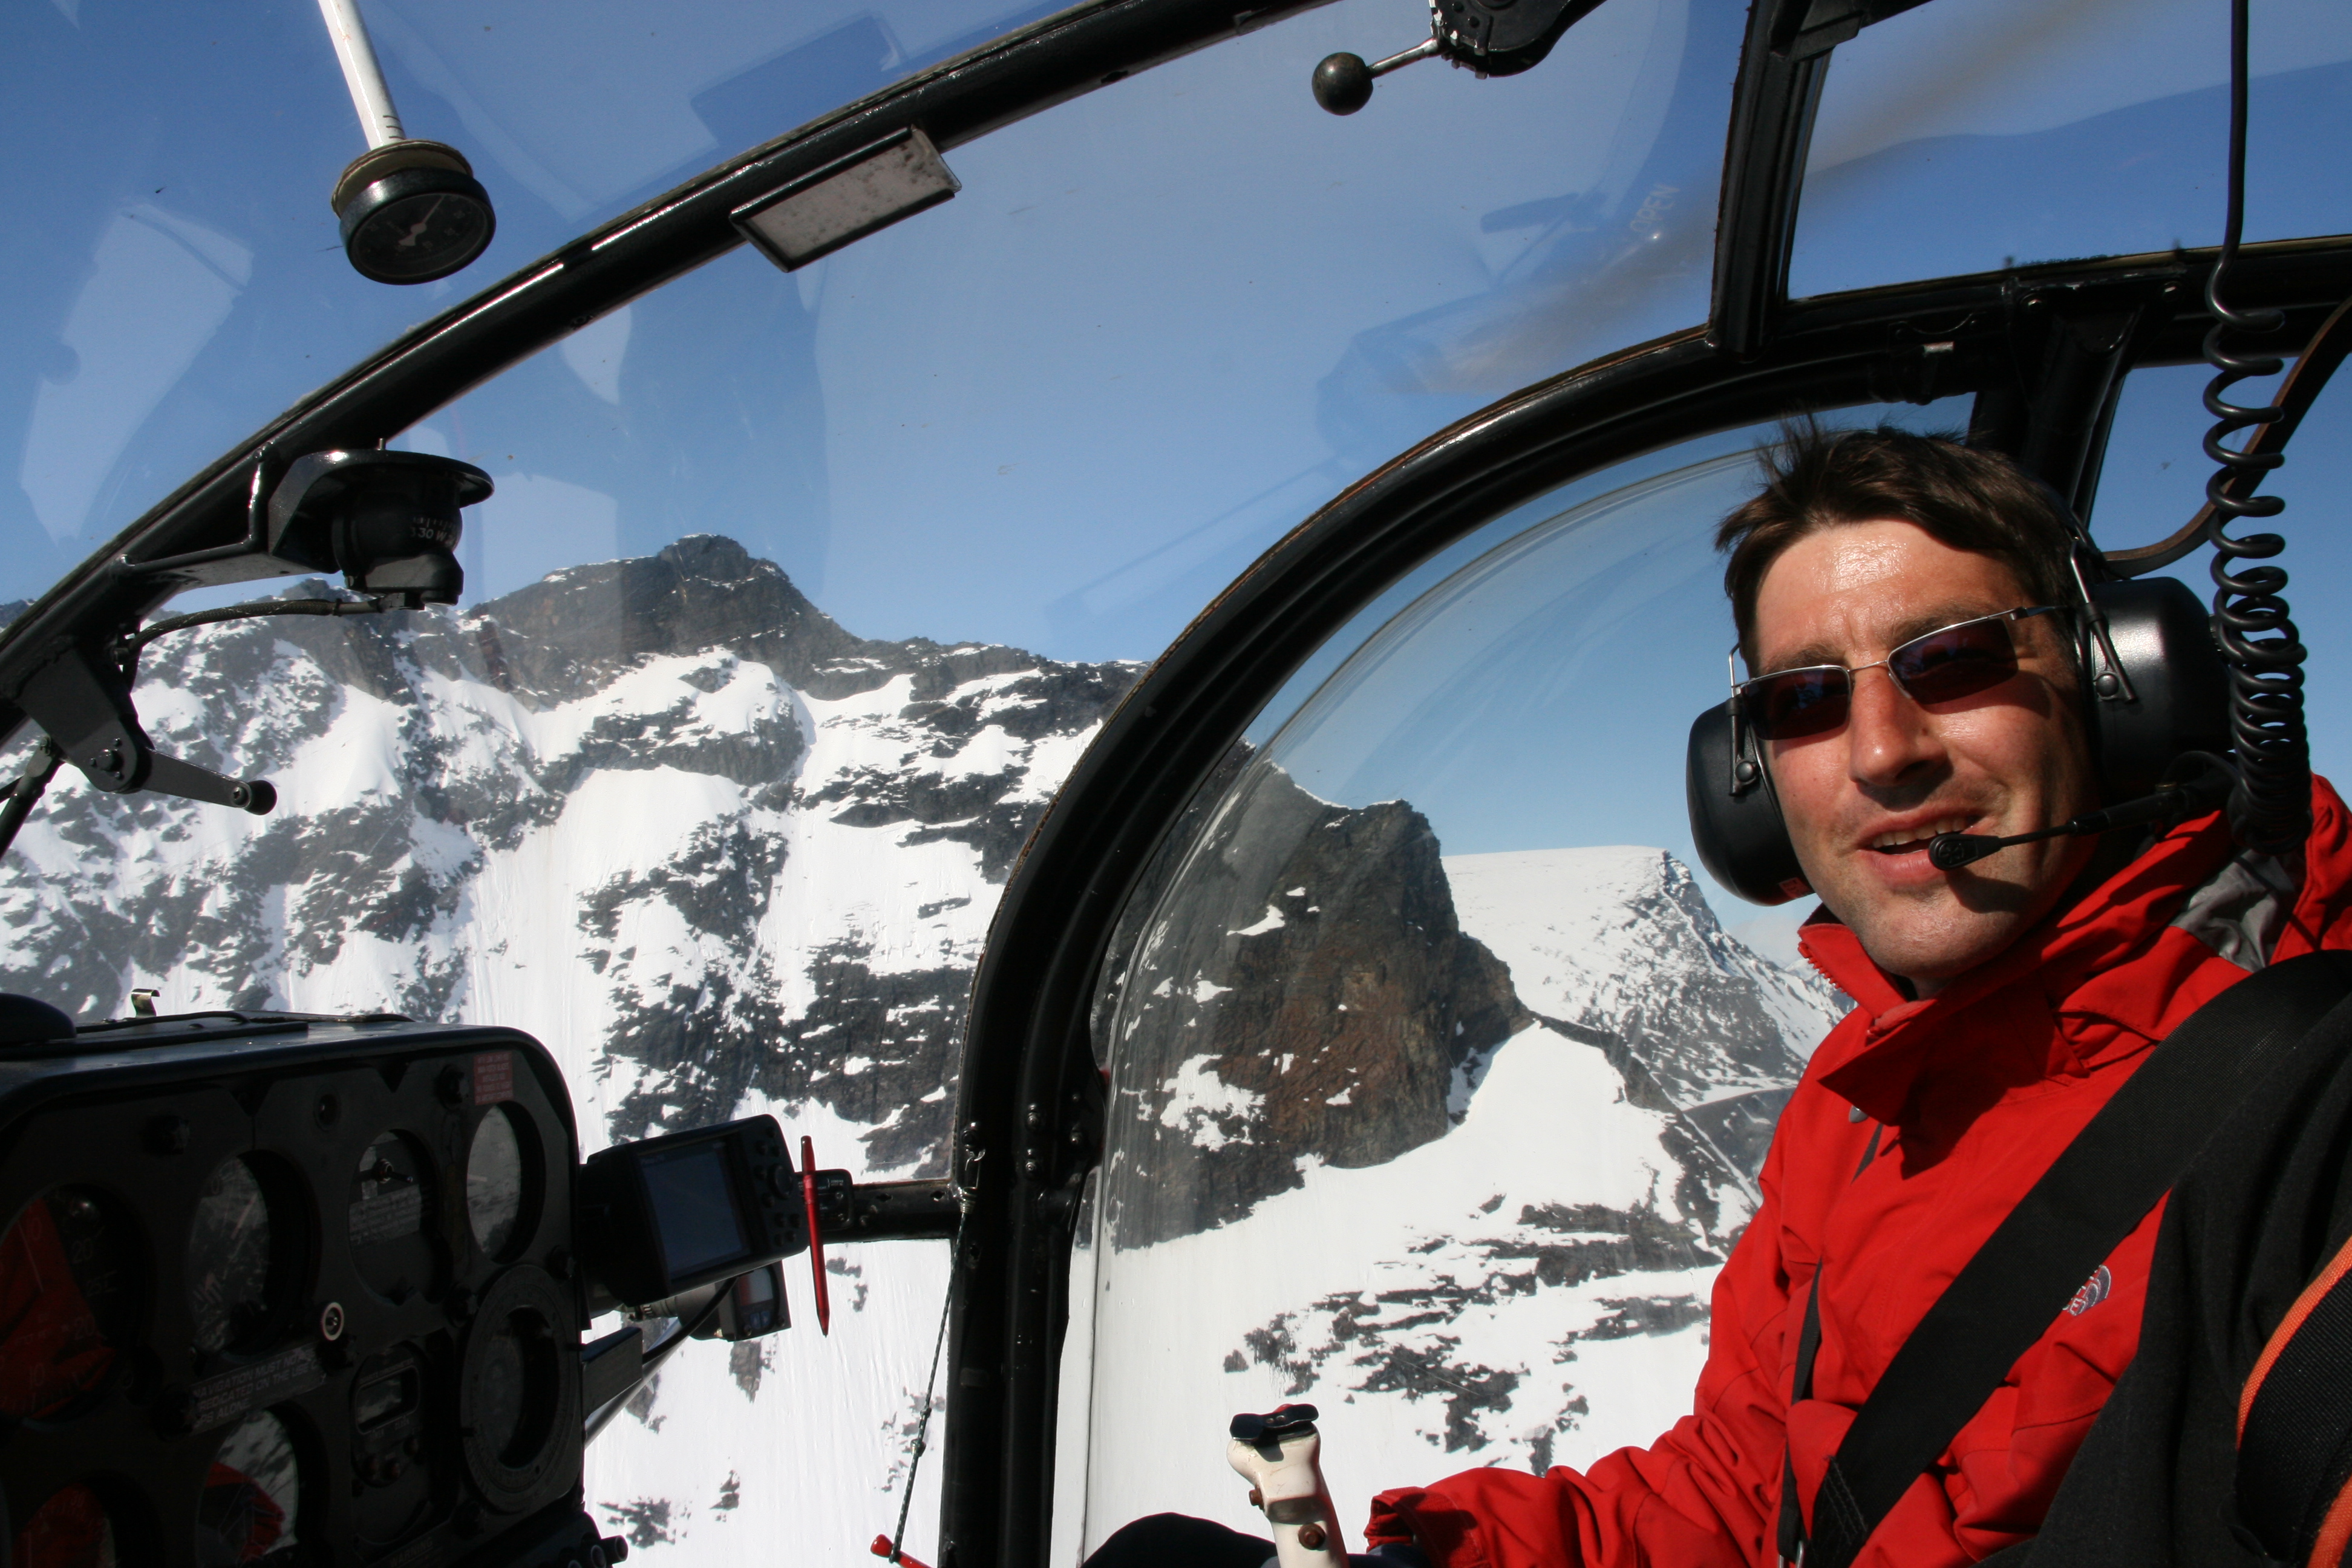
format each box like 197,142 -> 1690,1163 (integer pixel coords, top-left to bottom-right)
0,0 -> 1068,601
2091,358 -> 2352,791
0,1 -> 1750,1555
1070,443 -> 1871,1553
1789,0 -> 2352,301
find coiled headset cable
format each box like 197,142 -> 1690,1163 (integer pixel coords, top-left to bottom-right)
2203,0 -> 2310,856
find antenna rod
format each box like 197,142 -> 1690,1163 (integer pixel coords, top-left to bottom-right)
315,0 -> 404,149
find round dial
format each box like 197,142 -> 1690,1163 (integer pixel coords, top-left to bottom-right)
465,1105 -> 534,1260
186,1157 -> 281,1356
349,1133 -> 439,1303
339,167 -> 496,286
195,1408 -> 302,1563
0,1187 -> 141,1420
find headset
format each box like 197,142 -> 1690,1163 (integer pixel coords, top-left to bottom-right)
1685,560 -> 2233,907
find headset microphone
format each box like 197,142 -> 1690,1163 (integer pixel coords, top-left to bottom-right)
1923,752 -> 2239,871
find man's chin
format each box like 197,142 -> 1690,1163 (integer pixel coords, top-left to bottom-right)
1844,906 -> 2033,993
1813,870 -> 2035,987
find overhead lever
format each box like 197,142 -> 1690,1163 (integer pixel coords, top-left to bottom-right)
1312,39 -> 1440,115
1312,0 -> 1608,115
10,641 -> 278,846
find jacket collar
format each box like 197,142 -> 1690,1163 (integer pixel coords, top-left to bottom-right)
1797,805 -> 2252,1126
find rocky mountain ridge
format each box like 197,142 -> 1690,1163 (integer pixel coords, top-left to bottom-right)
0,545 -> 1854,1553
0,534 -> 1136,1172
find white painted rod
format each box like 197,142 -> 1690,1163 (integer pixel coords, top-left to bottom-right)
316,0 -> 405,149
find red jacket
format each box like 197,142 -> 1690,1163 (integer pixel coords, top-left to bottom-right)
1367,779 -> 2352,1568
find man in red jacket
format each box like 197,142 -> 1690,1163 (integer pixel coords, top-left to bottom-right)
1088,426 -> 2349,1568
1358,426 -> 2352,1568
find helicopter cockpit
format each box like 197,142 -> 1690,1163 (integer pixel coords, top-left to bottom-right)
0,1 -> 2348,1565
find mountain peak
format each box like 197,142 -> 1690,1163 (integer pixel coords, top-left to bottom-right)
465,534 -> 881,702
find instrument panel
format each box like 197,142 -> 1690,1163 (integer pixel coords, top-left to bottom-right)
0,1016 -> 603,1568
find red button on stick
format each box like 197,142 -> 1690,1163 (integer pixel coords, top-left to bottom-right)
870,1533 -> 934,1568
802,1135 -> 831,1336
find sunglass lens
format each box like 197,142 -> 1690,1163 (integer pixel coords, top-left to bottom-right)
1748,668 -> 1849,739
1892,619 -> 2019,704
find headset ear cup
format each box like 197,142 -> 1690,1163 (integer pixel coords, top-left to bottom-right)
2084,578 -> 2233,801
1686,705 -> 1812,906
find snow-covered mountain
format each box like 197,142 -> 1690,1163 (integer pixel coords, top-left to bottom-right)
0,561 -> 1851,1565
1444,847 -> 1850,1177
0,537 -> 1136,1564
1069,767 -> 1849,1558
0,535 -> 1133,1175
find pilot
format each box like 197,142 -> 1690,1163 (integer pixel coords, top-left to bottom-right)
1090,425 -> 2352,1568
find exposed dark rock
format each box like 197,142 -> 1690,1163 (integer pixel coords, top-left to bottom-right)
1579,1294 -> 1707,1341
446,535 -> 884,705
601,1498 -> 676,1549
1683,1086 -> 1797,1182
728,1344 -> 768,1400
1103,760 -> 1526,1247
1504,1198 -> 1724,1284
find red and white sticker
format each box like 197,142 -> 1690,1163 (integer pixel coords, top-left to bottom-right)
472,1050 -> 515,1106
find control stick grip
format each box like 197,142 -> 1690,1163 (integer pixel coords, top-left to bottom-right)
1228,1405 -> 1347,1568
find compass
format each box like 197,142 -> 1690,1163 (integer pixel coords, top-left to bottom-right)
333,140 -> 496,286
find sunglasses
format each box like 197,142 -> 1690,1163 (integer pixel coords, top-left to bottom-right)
1734,606 -> 2066,742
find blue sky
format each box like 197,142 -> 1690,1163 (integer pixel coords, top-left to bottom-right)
2,0 -> 2350,813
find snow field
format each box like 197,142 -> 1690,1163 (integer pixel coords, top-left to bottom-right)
1074,1020 -> 1728,1557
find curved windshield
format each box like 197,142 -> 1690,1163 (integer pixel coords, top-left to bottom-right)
1071,446 -> 1864,1554
0,0 -> 1063,600
391,0 -> 1743,655
1791,0 -> 2352,298
2092,358 -> 2352,790
0,0 -> 1746,1558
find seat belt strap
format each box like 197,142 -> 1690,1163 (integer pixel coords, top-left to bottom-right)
1791,949 -> 2352,1568
1778,1277 -> 1824,1565
1779,1126 -> 1879,1565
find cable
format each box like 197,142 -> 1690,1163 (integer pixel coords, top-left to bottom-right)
2203,0 -> 2308,855
581,1289 -> 728,1445
884,1229 -> 960,1566
113,595 -> 391,682
0,741 -> 66,862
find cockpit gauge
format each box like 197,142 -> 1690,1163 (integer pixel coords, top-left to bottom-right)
0,1188 -> 142,1422
349,1344 -> 435,1550
335,149 -> 497,286
11,1480 -> 124,1567
314,0 -> 495,285
347,1134 -> 438,1304
456,1267 -> 575,1511
194,1407 -> 304,1564
464,1105 -> 535,1263
185,1158 -> 289,1359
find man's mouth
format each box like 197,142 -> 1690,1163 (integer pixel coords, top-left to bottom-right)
1865,816 -> 1975,855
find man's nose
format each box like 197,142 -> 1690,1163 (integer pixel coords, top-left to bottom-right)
1845,665 -> 1941,788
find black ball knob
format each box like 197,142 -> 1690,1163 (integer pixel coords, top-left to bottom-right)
1313,52 -> 1375,115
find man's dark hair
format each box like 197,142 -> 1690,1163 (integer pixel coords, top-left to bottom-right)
1717,422 -> 2081,668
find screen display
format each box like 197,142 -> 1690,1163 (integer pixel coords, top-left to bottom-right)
639,1143 -> 751,1281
